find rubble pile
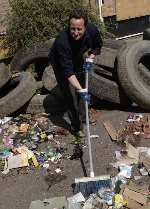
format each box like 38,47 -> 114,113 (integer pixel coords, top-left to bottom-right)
1,112 -> 150,209
0,113 -> 70,176
28,113 -> 150,209
101,113 -> 150,209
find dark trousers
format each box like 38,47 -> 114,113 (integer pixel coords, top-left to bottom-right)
61,82 -> 86,131
52,65 -> 85,131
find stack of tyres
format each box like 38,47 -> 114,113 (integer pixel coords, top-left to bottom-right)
10,38 -> 67,114
117,40 -> 150,110
89,39 -> 131,105
9,38 -> 132,113
143,27 -> 150,40
9,36 -> 150,113
0,63 -> 37,116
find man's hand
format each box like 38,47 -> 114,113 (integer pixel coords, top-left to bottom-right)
83,58 -> 94,72
89,54 -> 95,60
77,88 -> 90,102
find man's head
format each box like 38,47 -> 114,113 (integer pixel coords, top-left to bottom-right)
69,9 -> 88,41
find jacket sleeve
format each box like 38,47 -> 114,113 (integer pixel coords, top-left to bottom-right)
54,39 -> 75,79
89,26 -> 103,56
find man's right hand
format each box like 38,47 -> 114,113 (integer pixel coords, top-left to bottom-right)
83,58 -> 94,72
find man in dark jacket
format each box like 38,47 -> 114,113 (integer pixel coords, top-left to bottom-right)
49,9 -> 103,137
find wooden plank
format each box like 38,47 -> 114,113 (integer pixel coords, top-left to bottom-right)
116,0 -> 150,21
103,120 -> 118,141
102,5 -> 116,17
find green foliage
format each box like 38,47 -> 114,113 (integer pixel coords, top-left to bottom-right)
6,0 -> 106,50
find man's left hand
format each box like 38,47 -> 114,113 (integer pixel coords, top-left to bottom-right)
77,88 -> 90,102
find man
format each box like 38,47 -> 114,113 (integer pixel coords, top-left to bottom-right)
49,9 -> 103,136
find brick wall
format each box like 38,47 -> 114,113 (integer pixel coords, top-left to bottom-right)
0,0 -> 10,32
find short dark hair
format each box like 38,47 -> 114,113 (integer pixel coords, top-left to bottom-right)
69,9 -> 88,26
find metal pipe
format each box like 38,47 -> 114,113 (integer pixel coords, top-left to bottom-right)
97,0 -> 104,22
116,32 -> 143,40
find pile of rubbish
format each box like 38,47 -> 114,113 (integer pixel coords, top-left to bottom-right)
1,112 -> 150,209
28,113 -> 150,209
0,113 -> 70,175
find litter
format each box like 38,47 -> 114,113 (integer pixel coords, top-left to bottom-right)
43,163 -> 49,168
127,114 -> 143,122
90,135 -> 99,139
98,189 -> 114,205
31,155 -> 39,167
0,117 -> 12,125
113,194 -> 127,208
18,123 -> 29,133
2,136 -> 14,149
118,164 -> 132,179
0,111 -> 150,209
67,192 -> 85,203
139,167 -> 148,176
55,168 -> 61,173
2,152 -> 29,174
0,145 -> 11,159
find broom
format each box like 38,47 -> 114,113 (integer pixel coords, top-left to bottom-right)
73,58 -> 111,197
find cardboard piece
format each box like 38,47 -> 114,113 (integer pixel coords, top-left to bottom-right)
141,203 -> 150,209
18,123 -> 29,133
123,187 -> 147,205
2,146 -> 34,174
67,192 -> 85,203
111,157 -> 138,168
143,125 -> 150,136
2,153 -> 29,174
148,115 -> 150,127
126,198 -> 142,209
142,156 -> 150,174
128,181 -> 149,196
103,120 -> 118,141
126,143 -> 139,164
113,143 -> 139,167
143,115 -> 150,137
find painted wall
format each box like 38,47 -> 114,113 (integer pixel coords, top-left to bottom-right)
102,0 -> 116,17
116,0 -> 150,21
83,0 -> 150,20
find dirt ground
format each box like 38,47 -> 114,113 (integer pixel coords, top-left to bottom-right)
0,102 -> 148,209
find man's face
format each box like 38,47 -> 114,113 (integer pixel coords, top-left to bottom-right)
69,18 -> 86,41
